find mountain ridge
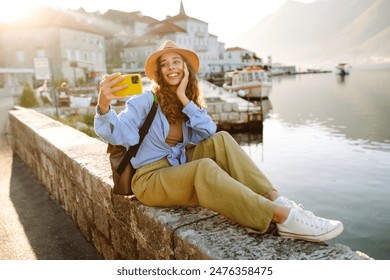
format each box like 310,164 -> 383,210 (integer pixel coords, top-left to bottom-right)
234,0 -> 389,68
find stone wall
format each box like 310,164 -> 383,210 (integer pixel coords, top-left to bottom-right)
206,100 -> 262,130
8,106 -> 371,260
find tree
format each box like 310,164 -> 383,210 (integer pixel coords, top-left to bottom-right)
252,52 -> 262,63
19,82 -> 37,108
241,53 -> 251,62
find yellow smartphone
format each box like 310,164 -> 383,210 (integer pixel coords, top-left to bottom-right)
113,74 -> 143,96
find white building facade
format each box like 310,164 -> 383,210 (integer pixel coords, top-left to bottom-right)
121,2 -> 225,77
0,7 -> 107,87
0,2 -> 265,92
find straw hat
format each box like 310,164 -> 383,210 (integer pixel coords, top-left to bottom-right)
145,40 -> 199,82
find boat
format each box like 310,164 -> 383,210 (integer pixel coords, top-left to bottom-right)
223,66 -> 272,100
70,96 -> 92,108
335,63 -> 351,75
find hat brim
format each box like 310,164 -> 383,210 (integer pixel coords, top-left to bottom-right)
145,48 -> 199,82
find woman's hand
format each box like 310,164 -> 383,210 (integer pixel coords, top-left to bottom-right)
97,73 -> 127,115
176,62 -> 190,107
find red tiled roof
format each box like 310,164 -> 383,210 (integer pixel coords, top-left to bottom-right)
147,22 -> 187,35
4,6 -> 111,37
124,37 -> 157,48
128,11 -> 158,24
149,12 -> 207,28
167,13 -> 207,24
226,47 -> 249,52
102,9 -> 158,24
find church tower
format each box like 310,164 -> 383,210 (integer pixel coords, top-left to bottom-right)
179,0 -> 186,15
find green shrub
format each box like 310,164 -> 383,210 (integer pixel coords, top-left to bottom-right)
54,113 -> 98,138
76,77 -> 85,87
78,126 -> 98,138
82,113 -> 95,126
19,83 -> 37,107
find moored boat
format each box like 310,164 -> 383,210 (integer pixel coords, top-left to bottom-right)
223,66 -> 272,100
335,63 -> 351,75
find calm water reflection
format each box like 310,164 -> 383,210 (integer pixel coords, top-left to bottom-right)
231,68 -> 390,259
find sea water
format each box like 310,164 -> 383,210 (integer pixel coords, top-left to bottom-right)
231,67 -> 390,259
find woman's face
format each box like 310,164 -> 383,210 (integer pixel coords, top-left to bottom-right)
159,52 -> 185,87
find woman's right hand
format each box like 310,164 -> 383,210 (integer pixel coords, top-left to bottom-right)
97,73 -> 127,115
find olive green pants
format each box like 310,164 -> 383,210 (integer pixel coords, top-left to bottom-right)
132,131 -> 276,232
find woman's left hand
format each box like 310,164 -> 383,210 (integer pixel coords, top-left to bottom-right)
176,62 -> 190,106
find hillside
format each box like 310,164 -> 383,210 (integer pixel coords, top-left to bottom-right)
234,0 -> 390,68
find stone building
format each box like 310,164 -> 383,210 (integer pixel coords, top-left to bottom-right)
0,1 -> 263,93
0,6 -> 107,87
121,1 -> 224,76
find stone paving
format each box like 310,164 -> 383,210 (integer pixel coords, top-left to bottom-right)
0,94 -> 102,260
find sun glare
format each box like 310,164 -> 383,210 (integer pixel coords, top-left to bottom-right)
0,4 -> 32,23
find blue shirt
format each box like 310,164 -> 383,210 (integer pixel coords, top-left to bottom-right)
94,90 -> 217,168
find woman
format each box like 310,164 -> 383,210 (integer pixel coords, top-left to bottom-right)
95,40 -> 343,242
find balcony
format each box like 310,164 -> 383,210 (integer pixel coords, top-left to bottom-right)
195,31 -> 206,37
195,45 -> 208,52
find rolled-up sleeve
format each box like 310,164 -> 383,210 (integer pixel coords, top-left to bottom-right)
183,101 -> 216,143
94,107 -> 115,137
94,92 -> 153,147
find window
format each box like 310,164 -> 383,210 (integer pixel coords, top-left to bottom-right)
75,50 -> 80,61
247,72 -> 253,82
65,49 -> 71,61
16,50 -> 25,63
36,49 -> 46,58
97,41 -> 103,49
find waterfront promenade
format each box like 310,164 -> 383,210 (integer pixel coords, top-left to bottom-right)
1,91 -> 371,260
0,93 -> 102,259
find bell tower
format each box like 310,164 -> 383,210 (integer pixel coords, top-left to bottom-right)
179,0 -> 186,15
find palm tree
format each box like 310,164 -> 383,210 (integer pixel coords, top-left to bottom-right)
241,52 -> 251,62
252,52 -> 262,63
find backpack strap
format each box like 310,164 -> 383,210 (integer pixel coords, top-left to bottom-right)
117,100 -> 158,175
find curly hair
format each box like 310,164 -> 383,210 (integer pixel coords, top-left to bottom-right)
151,55 -> 204,124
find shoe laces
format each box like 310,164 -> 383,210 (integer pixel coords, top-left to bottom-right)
295,210 -> 329,231
282,198 -> 315,217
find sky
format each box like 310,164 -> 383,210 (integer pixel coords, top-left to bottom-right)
0,0 -> 315,46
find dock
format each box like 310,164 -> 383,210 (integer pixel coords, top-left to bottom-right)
200,80 -> 264,131
33,80 -> 265,132
293,70 -> 332,75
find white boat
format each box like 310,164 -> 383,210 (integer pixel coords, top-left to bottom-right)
70,96 -> 92,108
223,66 -> 272,100
335,63 -> 351,75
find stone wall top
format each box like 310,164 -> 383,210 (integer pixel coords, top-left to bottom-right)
8,106 -> 372,260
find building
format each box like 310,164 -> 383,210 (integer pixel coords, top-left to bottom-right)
121,1 -> 224,77
0,6 -> 108,88
224,47 -> 262,71
97,9 -> 159,71
0,1 -> 265,94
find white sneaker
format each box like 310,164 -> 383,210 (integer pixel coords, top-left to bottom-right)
275,196 -> 315,216
277,209 -> 344,242
275,196 -> 306,210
